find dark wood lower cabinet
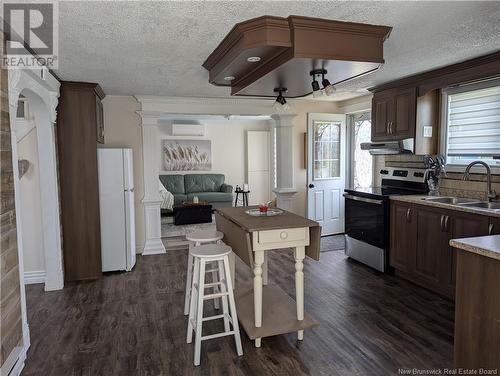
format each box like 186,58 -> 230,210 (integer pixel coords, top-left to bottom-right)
454,249 -> 500,369
390,201 -> 493,299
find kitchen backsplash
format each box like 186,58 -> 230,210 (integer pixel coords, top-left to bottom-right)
375,154 -> 500,201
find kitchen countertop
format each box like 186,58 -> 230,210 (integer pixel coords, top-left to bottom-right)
390,195 -> 500,218
450,235 -> 500,261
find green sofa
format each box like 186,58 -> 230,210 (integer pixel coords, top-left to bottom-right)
159,174 -> 233,208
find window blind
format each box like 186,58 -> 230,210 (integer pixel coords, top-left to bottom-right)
447,85 -> 500,157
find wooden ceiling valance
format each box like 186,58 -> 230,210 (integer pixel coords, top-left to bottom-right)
203,15 -> 392,98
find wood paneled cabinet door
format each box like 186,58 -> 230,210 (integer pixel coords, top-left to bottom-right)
440,212 -> 490,298
389,202 -> 416,272
413,206 -> 449,287
372,93 -> 393,141
394,87 -> 417,139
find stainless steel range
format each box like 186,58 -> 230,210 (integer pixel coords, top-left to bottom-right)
343,167 -> 429,272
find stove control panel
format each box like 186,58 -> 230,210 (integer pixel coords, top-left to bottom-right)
379,167 -> 429,183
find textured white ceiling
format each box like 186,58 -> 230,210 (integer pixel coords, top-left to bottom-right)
56,1 -> 500,101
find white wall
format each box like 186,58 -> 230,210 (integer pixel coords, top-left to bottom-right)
101,96 -> 145,252
158,119 -> 272,197
17,128 -> 45,280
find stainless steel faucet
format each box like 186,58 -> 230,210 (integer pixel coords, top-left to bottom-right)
463,161 -> 497,201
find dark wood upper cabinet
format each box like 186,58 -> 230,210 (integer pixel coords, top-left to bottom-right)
57,81 -> 105,282
371,87 -> 416,141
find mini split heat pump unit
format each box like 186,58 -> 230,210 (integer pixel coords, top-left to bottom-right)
171,123 -> 205,136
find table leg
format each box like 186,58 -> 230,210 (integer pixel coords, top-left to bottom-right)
262,252 -> 268,286
294,246 -> 305,341
234,192 -> 239,207
184,241 -> 194,315
253,250 -> 264,348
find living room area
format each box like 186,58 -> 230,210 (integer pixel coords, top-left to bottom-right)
102,94 -> 361,255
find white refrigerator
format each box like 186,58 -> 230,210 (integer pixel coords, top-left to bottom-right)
97,148 -> 136,272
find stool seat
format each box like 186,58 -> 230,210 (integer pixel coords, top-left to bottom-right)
186,230 -> 223,243
190,244 -> 231,258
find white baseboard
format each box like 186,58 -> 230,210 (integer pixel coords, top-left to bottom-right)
24,270 -> 46,285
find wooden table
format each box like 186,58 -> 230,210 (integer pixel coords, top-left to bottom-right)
215,206 -> 321,347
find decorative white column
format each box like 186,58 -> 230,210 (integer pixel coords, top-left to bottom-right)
139,114 -> 166,255
271,114 -> 298,210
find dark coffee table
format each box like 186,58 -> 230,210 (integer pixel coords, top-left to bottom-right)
173,201 -> 212,225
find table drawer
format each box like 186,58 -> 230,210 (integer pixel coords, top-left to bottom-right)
257,228 -> 308,245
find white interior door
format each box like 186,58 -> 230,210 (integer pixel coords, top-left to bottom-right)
307,113 -> 347,235
246,131 -> 271,205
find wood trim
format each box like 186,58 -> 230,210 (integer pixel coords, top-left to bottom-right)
370,50 -> 500,95
59,81 -> 105,99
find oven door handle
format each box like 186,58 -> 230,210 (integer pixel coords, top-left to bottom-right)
343,193 -> 384,205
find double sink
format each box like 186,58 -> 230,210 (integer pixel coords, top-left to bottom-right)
422,196 -> 500,212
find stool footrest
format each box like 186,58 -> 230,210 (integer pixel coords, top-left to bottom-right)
201,331 -> 235,341
203,292 -> 229,300
202,313 -> 233,324
204,282 -> 222,288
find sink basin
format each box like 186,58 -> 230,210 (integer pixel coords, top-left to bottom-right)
458,202 -> 500,210
421,197 -> 481,205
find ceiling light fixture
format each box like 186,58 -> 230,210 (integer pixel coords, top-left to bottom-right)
310,69 -> 323,98
247,56 -> 261,63
273,87 -> 291,113
321,71 -> 336,96
224,75 -> 235,81
310,69 -> 336,97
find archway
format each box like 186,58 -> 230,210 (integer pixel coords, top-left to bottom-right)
8,69 -> 63,292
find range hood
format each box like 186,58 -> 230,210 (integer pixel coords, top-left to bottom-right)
361,139 -> 414,155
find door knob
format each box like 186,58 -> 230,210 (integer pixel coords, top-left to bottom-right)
308,184 -> 315,188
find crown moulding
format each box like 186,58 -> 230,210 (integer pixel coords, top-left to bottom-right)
202,15 -> 392,98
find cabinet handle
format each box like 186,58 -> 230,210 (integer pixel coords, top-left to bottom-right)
489,223 -> 494,235
389,122 -> 393,135
391,122 -> 395,134
440,215 -> 444,231
386,122 -> 390,135
444,215 -> 450,232
406,208 -> 411,222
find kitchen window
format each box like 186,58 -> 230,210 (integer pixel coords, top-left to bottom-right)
348,112 -> 373,188
442,79 -> 500,169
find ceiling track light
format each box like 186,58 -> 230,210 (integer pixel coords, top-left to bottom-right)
310,69 -> 336,97
273,87 -> 291,113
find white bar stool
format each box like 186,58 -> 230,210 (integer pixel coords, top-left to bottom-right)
184,230 -> 224,315
186,243 -> 243,366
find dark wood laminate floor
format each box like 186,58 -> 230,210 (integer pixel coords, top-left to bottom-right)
22,245 -> 454,376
